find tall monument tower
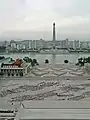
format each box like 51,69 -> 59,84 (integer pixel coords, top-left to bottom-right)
53,22 -> 56,49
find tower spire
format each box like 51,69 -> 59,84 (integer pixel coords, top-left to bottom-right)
53,22 -> 56,49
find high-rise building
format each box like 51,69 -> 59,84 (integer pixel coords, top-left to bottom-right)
46,41 -> 53,48
68,41 -> 74,49
29,40 -> 32,49
53,22 -> 56,49
74,40 -> 80,49
60,39 -> 68,49
32,40 -> 37,49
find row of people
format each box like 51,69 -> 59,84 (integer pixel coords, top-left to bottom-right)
0,81 -> 58,97
10,90 -> 56,102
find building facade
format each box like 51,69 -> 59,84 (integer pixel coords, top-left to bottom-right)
0,59 -> 31,76
74,40 -> 80,49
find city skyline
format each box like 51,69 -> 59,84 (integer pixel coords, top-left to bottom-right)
0,0 -> 90,40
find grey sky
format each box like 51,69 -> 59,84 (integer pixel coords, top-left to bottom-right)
0,0 -> 90,40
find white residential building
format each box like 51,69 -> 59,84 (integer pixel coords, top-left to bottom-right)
80,41 -> 90,49
46,41 -> 53,48
68,41 -> 74,49
74,40 -> 80,49
29,40 -> 32,49
16,44 -> 20,50
32,40 -> 37,49
60,39 -> 68,48
55,41 -> 61,48
10,42 -> 17,49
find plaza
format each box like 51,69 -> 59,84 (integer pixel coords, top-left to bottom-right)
0,63 -> 90,119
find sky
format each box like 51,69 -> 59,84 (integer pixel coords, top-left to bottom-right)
0,0 -> 90,40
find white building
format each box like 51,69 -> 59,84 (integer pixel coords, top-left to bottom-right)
46,41 -> 53,48
74,40 -> 80,49
10,41 -> 17,50
32,40 -> 37,49
16,44 -> 20,50
20,40 -> 29,50
80,41 -> 89,49
29,40 -> 32,49
55,41 -> 61,48
68,41 -> 74,49
60,39 -> 68,48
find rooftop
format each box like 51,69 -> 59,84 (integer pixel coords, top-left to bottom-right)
1,58 -> 25,68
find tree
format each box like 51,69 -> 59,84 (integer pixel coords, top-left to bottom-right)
29,58 -> 32,63
75,63 -> 79,66
33,59 -> 37,64
83,58 -> 88,63
81,62 -> 84,66
64,60 -> 69,63
78,57 -> 83,64
23,57 -> 32,63
0,56 -> 5,60
36,62 -> 39,65
31,61 -> 35,67
88,57 -> 90,63
45,59 -> 49,64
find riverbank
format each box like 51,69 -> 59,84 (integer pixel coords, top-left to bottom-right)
4,51 -> 90,54
0,53 -> 90,64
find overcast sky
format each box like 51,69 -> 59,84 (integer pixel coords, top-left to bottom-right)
0,0 -> 90,40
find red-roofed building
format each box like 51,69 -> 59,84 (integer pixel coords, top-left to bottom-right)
0,59 -> 31,76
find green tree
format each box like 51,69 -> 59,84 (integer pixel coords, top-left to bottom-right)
64,60 -> 69,63
31,61 -> 35,67
88,57 -> 90,63
36,62 -> 39,65
45,59 -> 49,64
78,57 -> 85,66
29,58 -> 32,63
33,59 -> 37,64
23,57 -> 32,63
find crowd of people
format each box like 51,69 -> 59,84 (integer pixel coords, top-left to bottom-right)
0,81 -> 58,97
10,90 -> 56,102
8,84 -> 87,102
0,80 -> 90,102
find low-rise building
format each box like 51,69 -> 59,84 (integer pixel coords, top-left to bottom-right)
0,58 -> 31,76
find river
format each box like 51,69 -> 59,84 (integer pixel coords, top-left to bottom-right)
0,53 -> 90,64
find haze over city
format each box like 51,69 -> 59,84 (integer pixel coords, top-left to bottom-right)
0,0 -> 90,40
